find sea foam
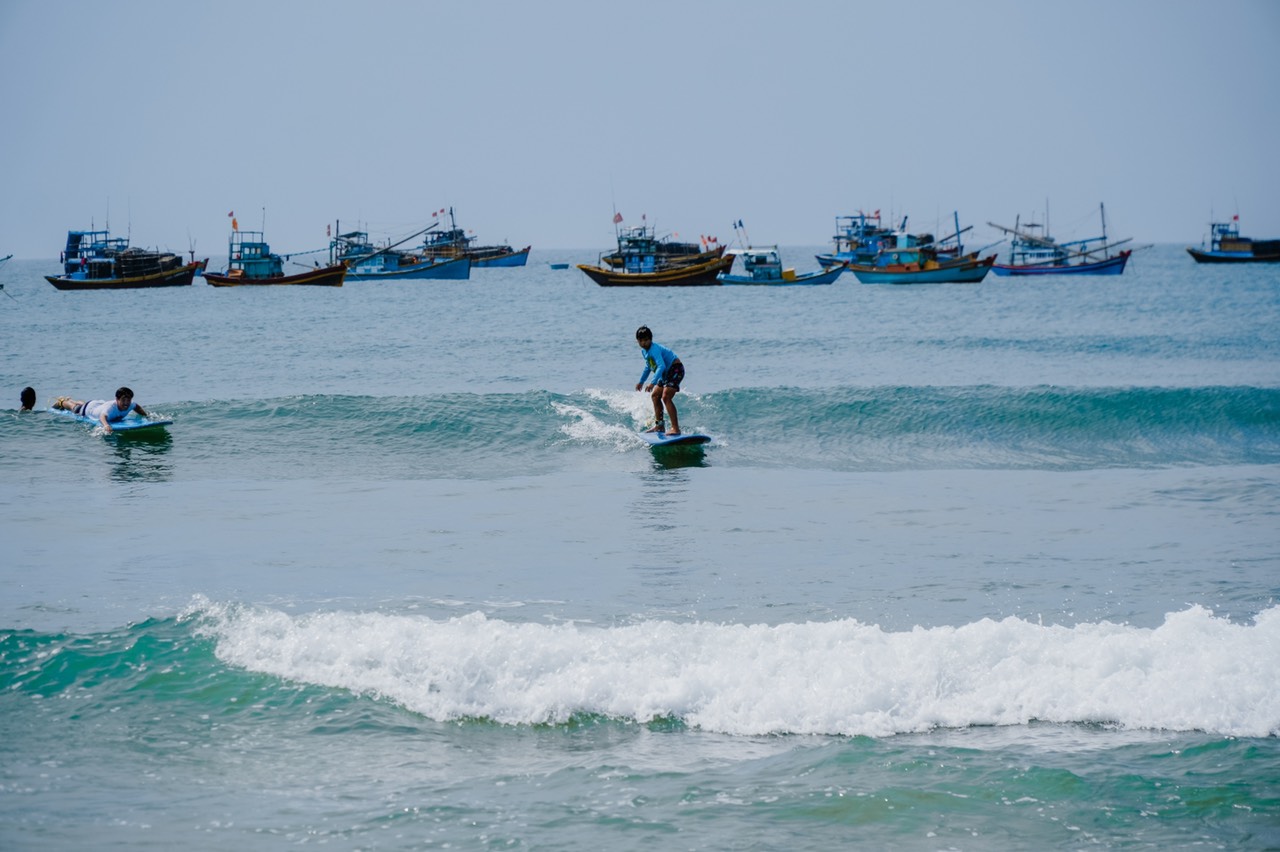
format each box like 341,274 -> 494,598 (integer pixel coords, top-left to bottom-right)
193,601 -> 1280,738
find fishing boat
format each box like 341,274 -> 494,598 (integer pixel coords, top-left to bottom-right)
718,247 -> 844,285
204,230 -> 346,287
44,229 -> 205,291
844,211 -> 994,284
846,246 -> 994,284
602,225 -> 713,268
988,203 -> 1132,276
330,228 -> 470,281
578,252 -> 733,286
816,211 -> 898,268
579,219 -> 733,286
1187,216 -> 1280,263
418,208 -> 530,267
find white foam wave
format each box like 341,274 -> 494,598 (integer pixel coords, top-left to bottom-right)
193,603 -> 1280,738
553,400 -> 642,451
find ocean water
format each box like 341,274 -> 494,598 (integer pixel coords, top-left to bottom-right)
1,245 -> 1278,849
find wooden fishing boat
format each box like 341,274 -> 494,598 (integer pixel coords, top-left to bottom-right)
1187,217 -> 1280,263
602,225 -> 712,268
846,248 -> 994,284
989,203 -> 1133,276
205,230 -> 346,287
330,228 -> 471,281
719,247 -> 844,285
44,229 -> 204,291
578,252 -> 733,286
580,217 -> 733,286
418,208 -> 530,266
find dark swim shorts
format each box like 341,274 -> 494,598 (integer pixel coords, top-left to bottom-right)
656,360 -> 685,390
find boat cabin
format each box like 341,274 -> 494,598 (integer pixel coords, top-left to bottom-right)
60,229 -> 129,277
730,247 -> 789,281
226,231 -> 284,279
874,247 -> 939,271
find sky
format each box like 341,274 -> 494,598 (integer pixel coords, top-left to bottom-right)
2,0 -> 1278,259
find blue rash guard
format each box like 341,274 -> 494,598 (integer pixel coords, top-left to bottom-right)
638,341 -> 678,386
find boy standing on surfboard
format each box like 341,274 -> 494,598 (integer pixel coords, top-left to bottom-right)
635,326 -> 683,436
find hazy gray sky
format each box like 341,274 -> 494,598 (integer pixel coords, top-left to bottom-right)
2,0 -> 1277,259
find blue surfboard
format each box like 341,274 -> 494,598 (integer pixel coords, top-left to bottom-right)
48,407 -> 173,434
639,430 -> 710,447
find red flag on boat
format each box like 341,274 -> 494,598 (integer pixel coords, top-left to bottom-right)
613,212 -> 623,224
1233,214 -> 1240,221
227,211 -> 234,218
231,217 -> 238,231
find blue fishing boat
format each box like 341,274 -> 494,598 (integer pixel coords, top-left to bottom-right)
816,211 -> 897,268
419,208 -> 530,267
330,228 -> 470,281
205,230 -> 346,287
989,203 -> 1132,276
719,247 -> 844,285
846,246 -> 994,284
44,228 -> 204,291
1187,216 -> 1280,263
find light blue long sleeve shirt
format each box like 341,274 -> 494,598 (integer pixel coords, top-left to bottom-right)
638,341 -> 678,386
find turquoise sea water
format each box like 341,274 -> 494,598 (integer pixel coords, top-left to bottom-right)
1,246 -> 1278,849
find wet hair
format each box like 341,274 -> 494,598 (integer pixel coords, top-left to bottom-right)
20,387 -> 35,409
115,386 -> 134,400
635,326 -> 652,341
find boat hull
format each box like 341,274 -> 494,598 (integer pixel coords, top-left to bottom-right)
991,250 -> 1131,277
472,246 -> 530,267
578,254 -> 733,286
346,256 -> 471,281
848,255 -> 994,284
719,265 -> 845,285
46,261 -> 204,291
1186,247 -> 1280,263
205,264 -> 347,287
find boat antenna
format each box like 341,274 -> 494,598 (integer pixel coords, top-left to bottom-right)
261,207 -> 267,234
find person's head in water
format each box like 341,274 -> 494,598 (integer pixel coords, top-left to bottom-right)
19,387 -> 36,410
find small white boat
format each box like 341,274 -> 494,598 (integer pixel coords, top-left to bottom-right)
718,247 -> 844,285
